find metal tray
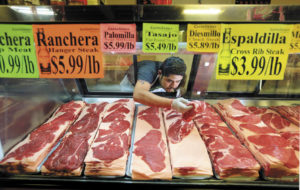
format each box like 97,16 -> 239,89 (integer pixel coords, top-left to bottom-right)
0,174 -> 298,189
0,98 -> 299,189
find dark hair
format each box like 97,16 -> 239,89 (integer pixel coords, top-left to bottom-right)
160,57 -> 186,77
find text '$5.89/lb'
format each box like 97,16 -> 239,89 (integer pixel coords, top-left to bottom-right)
188,41 -> 220,49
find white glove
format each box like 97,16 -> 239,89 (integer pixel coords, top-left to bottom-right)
171,98 -> 193,113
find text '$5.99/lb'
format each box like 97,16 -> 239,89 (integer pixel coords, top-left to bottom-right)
41,54 -> 101,75
103,41 -> 135,50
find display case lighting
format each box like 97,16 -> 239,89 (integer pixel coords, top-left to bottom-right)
10,6 -> 54,16
36,7 -> 55,15
183,8 -> 221,15
11,6 -> 32,14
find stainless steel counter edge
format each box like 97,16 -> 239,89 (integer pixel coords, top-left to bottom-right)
0,5 -> 300,23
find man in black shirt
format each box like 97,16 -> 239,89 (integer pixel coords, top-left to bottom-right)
121,56 -> 192,113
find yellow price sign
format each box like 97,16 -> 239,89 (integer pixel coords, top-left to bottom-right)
216,24 -> 292,80
289,24 -> 300,53
142,23 -> 178,53
187,24 -> 221,52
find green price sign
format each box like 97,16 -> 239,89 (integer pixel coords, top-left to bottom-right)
142,23 -> 179,53
0,24 -> 38,78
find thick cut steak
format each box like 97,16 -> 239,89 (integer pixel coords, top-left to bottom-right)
84,99 -> 135,176
0,101 -> 85,174
248,107 -> 299,158
270,105 -> 300,126
182,100 -> 206,122
163,108 -> 213,178
41,102 -> 108,176
194,103 -> 260,180
131,106 -> 172,180
213,99 -> 299,181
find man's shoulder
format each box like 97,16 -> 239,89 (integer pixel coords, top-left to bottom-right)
138,60 -> 162,68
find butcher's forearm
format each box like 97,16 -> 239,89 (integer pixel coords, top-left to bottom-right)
133,90 -> 172,108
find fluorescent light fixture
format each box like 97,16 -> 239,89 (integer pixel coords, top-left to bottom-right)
11,6 -> 32,14
183,8 -> 221,15
37,7 -> 54,15
10,6 -> 54,15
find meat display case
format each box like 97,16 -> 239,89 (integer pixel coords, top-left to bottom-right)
0,4 -> 299,189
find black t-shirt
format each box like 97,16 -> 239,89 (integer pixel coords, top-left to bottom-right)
137,60 -> 162,85
126,60 -> 178,97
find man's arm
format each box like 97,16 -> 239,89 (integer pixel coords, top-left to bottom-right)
133,80 -> 173,108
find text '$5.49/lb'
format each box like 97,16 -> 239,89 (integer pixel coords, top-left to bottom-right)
145,42 -> 177,51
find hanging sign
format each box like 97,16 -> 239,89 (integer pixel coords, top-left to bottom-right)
33,24 -> 103,78
101,23 -> 136,53
187,24 -> 221,52
216,24 -> 292,80
0,24 -> 39,78
289,24 -> 300,53
142,23 -> 179,53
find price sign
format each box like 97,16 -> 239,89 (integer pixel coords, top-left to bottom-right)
142,23 -> 179,53
290,24 -> 300,53
101,24 -> 136,53
187,24 -> 221,52
216,24 -> 292,80
0,24 -> 39,78
33,24 -> 103,78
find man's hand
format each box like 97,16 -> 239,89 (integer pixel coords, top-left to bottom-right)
171,98 -> 193,113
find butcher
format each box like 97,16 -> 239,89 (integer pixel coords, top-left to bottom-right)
120,56 -> 193,113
